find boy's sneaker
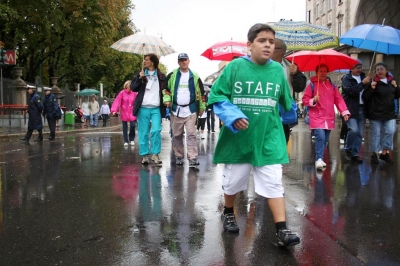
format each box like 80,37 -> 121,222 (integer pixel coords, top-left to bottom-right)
124,142 -> 129,147
151,154 -> 162,165
176,157 -> 183,165
371,153 -> 379,164
379,153 -> 393,164
276,229 -> 300,247
130,141 -> 135,146
315,158 -> 325,169
339,138 -> 345,144
142,155 -> 150,164
189,158 -> 200,167
221,213 -> 239,233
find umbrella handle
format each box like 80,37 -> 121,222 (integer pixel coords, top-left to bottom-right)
368,52 -> 377,76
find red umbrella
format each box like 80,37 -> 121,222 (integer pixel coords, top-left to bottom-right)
285,49 -> 360,72
201,40 -> 247,61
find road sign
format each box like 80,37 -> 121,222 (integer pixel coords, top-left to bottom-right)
5,50 -> 16,65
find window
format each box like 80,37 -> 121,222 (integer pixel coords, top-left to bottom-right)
322,0 -> 325,14
338,21 -> 342,37
317,4 -> 319,17
329,0 -> 333,9
339,0 -> 343,3
307,10 -> 311,23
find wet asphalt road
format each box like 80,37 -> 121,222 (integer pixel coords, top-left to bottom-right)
1,119 -> 400,265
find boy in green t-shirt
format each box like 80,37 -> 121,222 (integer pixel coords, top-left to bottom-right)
208,23 -> 300,248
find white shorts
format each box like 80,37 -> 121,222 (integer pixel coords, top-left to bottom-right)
222,164 -> 284,198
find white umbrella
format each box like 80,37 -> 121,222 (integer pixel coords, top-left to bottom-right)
110,33 -> 175,57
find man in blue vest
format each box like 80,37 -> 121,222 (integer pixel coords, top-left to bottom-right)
163,53 -> 206,167
43,87 -> 60,140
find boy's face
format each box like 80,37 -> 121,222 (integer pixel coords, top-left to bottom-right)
247,31 -> 275,65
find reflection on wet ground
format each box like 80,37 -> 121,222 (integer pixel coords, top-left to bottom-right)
1,121 -> 400,265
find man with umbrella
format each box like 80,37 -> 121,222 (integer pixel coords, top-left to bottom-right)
272,38 -> 307,142
20,86 -> 43,143
341,59 -> 371,163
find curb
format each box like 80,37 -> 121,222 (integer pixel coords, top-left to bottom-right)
0,125 -> 122,141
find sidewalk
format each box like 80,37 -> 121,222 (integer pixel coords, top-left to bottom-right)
0,117 -> 121,141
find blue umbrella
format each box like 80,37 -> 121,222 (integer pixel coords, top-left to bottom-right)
339,23 -> 400,55
339,21 -> 400,73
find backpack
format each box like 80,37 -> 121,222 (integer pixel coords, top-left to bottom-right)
304,79 -> 336,124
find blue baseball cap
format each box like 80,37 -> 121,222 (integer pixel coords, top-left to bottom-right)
178,53 -> 189,60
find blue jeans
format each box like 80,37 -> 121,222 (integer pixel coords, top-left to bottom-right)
90,113 -> 99,126
345,107 -> 366,157
122,121 -> 136,143
137,107 -> 162,156
314,129 -> 331,161
369,119 -> 396,152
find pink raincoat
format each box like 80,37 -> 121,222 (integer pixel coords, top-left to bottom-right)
111,89 -> 137,122
302,76 -> 350,129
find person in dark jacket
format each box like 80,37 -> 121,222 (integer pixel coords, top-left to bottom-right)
341,60 -> 371,163
363,62 -> 400,164
20,87 -> 43,143
272,38 -> 307,143
131,53 -> 167,165
42,87 -> 60,140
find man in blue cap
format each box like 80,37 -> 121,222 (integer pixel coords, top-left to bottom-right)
341,59 -> 371,163
163,53 -> 206,167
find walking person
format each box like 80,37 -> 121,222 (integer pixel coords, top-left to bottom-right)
341,60 -> 371,162
197,109 -> 207,139
111,80 -> 138,147
204,87 -> 215,133
302,64 -> 350,170
100,100 -> 110,127
163,53 -> 206,167
81,97 -> 90,127
131,53 -> 167,165
89,95 -> 100,127
208,23 -> 300,247
42,87 -> 60,140
362,62 -> 400,164
20,87 -> 43,143
271,38 -> 307,143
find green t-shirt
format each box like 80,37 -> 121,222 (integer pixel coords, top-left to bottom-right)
208,58 -> 293,166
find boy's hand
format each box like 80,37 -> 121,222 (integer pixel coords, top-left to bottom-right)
233,118 -> 249,130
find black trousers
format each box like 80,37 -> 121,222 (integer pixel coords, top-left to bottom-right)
47,117 -> 56,138
206,110 -> 215,132
282,123 -> 291,144
25,128 -> 43,140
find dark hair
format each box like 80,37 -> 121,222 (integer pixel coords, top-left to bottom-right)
316,63 -> 329,73
247,23 -> 275,43
145,53 -> 159,69
375,62 -> 388,70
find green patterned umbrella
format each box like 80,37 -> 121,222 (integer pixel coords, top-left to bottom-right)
272,21 -> 338,51
110,33 -> 175,57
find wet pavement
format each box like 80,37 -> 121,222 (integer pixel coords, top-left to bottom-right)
1,118 -> 400,265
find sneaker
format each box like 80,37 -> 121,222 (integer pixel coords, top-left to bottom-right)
221,213 -> 239,233
130,141 -> 135,146
315,158 -> 325,169
379,153 -> 393,164
201,134 -> 205,139
276,229 -> 300,247
311,135 -> 316,140
124,142 -> 129,147
211,130 -> 215,133
151,154 -> 162,164
339,138 -> 345,144
176,157 -> 183,165
371,153 -> 379,164
142,155 -> 150,164
189,158 -> 200,167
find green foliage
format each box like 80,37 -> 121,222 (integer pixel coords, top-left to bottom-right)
0,0 -> 167,94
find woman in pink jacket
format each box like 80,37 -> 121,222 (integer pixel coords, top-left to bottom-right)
302,64 -> 350,170
111,80 -> 138,146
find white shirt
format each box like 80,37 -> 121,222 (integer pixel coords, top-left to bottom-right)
173,71 -> 192,117
81,101 -> 90,116
352,75 -> 364,104
142,70 -> 160,107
